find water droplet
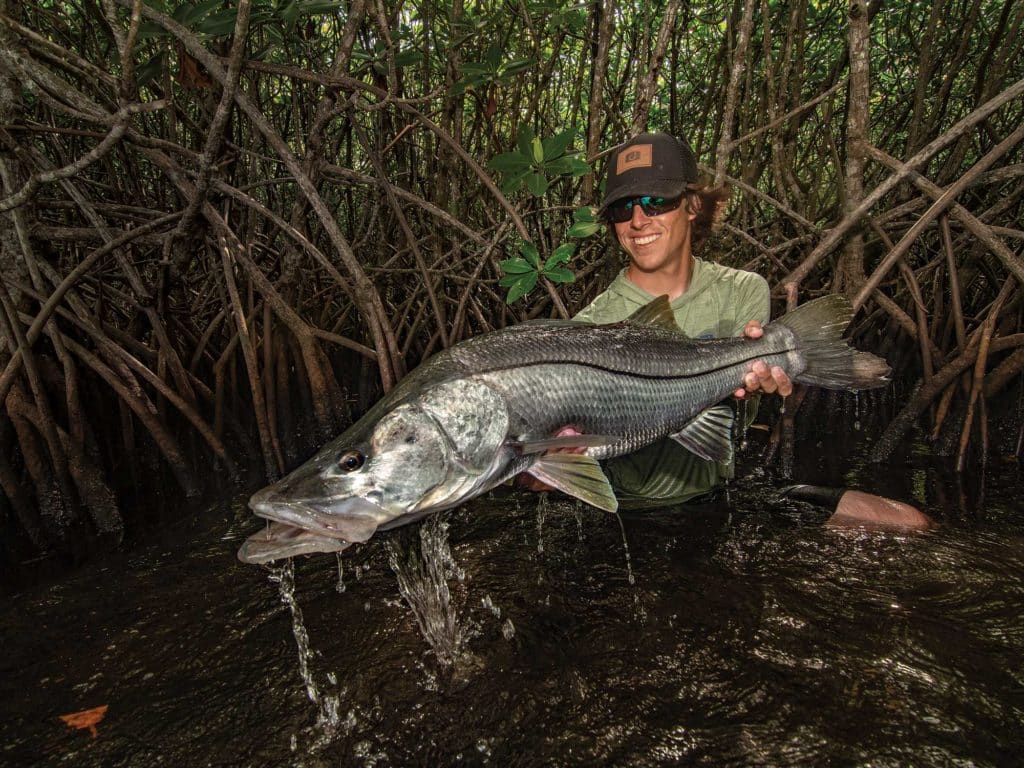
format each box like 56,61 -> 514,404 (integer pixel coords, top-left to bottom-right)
481,595 -> 501,619
614,512 -> 635,586
536,493 -> 547,554
334,553 -> 346,593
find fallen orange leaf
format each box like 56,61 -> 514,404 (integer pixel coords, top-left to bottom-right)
59,705 -> 109,738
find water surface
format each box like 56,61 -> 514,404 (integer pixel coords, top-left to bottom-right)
1,430 -> 1022,766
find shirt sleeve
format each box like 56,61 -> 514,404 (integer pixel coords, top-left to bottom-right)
729,272 -> 771,336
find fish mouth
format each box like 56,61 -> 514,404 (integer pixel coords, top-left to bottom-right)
237,521 -> 351,564
237,493 -> 390,564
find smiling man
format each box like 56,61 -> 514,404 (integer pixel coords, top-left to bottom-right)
567,132 -> 792,508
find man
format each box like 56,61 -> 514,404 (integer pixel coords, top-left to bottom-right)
521,131 -> 792,507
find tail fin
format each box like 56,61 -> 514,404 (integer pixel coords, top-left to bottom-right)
777,295 -> 890,390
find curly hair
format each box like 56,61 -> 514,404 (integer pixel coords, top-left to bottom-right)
684,184 -> 730,253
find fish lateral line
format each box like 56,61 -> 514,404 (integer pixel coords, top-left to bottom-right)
466,349 -> 797,382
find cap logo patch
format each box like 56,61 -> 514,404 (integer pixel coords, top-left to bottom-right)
616,144 -> 653,174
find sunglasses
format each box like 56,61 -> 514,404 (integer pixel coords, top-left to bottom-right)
605,194 -> 684,224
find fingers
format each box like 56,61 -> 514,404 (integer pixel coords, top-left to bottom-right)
743,320 -> 764,339
774,368 -> 793,397
741,362 -> 793,397
553,425 -> 586,454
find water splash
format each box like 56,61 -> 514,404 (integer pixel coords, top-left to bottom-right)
385,517 -> 467,667
574,501 -> 585,542
267,560 -> 341,750
613,512 -> 636,586
737,398 -> 749,450
334,553 -> 346,594
536,493 -> 548,554
481,595 -> 501,619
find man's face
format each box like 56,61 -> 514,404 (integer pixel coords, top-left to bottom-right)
612,195 -> 697,274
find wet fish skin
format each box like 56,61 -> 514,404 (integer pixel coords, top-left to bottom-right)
238,294 -> 889,564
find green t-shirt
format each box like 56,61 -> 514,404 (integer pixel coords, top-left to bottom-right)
574,258 -> 771,509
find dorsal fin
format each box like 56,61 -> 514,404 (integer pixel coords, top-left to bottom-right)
621,295 -> 682,331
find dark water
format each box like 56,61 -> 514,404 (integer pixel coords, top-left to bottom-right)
2,425 -> 1023,767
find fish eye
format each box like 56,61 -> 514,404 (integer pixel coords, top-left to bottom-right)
339,450 -> 365,472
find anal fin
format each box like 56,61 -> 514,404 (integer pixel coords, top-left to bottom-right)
670,404 -> 735,463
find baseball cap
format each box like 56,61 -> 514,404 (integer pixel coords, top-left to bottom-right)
599,132 -> 699,214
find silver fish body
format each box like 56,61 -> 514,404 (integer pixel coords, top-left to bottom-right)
238,295 -> 889,564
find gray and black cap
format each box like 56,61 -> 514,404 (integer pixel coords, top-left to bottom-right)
599,132 -> 699,214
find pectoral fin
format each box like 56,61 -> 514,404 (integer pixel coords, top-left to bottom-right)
526,453 -> 618,512
670,405 -> 735,463
511,434 -> 619,454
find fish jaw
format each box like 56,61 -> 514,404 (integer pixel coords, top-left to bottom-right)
237,521 -> 350,564
251,492 -> 386,541
237,485 -> 393,563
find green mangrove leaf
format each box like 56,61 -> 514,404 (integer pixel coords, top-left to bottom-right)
280,0 -> 302,26
395,50 -> 423,68
503,58 -> 535,77
545,243 -> 575,268
499,257 -> 534,275
516,125 -> 535,159
544,267 -> 575,284
505,272 -> 538,304
542,129 -> 574,161
488,152 -> 532,173
485,44 -> 503,69
298,0 -> 345,13
519,241 -> 541,269
531,137 -> 544,165
567,220 -> 601,238
173,0 -> 222,26
500,168 -> 531,194
525,172 -> 549,197
542,156 -> 575,175
573,206 -> 597,222
196,8 -> 240,36
565,157 -> 591,176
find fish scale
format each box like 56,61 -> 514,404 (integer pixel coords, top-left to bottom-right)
476,348 -> 793,460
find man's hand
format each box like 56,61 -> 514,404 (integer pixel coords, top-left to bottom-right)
734,320 -> 794,399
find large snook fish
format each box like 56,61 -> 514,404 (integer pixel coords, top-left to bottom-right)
238,295 -> 889,564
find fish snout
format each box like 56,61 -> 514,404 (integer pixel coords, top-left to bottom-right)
250,495 -> 390,545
